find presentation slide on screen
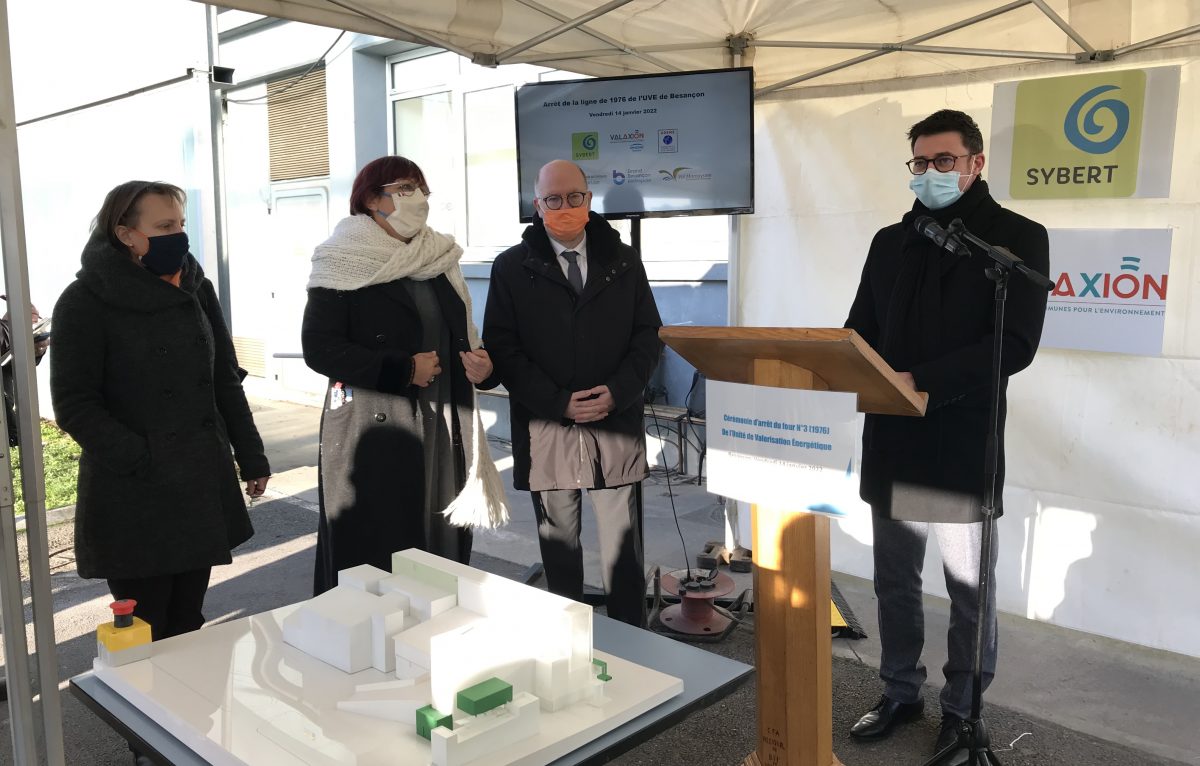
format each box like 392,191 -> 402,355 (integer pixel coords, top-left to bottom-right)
515,69 -> 753,219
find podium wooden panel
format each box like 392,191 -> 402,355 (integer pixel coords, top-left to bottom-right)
659,328 -> 924,766
657,327 -> 926,416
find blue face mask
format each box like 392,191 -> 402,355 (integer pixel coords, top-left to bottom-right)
909,170 -> 964,210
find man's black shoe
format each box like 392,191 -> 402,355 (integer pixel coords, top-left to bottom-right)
849,695 -> 924,740
932,714 -> 969,766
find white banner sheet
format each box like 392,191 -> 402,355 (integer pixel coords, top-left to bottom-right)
706,381 -> 859,516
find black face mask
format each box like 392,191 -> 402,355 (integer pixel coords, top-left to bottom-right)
140,231 -> 189,276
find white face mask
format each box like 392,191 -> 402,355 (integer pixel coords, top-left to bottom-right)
379,189 -> 429,237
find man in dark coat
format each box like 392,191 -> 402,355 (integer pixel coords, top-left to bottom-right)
844,110 -> 1049,762
52,212 -> 269,640
484,159 -> 663,626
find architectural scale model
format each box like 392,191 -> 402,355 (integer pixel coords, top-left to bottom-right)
93,549 -> 683,766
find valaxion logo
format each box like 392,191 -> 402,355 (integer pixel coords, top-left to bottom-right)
609,129 -> 645,143
1050,255 -> 1167,314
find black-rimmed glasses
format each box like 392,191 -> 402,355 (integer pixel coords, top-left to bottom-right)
539,192 -> 587,210
906,154 -> 973,175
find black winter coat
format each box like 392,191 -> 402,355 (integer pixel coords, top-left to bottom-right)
302,272 -> 498,594
484,214 -> 663,491
51,234 -> 268,579
845,180 -> 1049,521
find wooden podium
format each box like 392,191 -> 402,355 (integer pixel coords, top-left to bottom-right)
658,327 -> 927,766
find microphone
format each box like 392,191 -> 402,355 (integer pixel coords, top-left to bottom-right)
914,215 -> 970,257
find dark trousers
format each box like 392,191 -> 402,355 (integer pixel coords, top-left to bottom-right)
107,568 -> 212,642
531,484 -> 645,627
871,515 -> 998,719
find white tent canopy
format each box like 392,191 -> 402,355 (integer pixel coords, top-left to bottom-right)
208,0 -> 1200,93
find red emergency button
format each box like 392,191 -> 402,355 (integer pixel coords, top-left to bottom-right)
110,599 -> 137,628
110,600 -> 137,615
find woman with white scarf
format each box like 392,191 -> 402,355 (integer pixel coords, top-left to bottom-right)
302,156 -> 508,595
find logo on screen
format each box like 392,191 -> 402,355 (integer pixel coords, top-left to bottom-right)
572,132 -> 599,160
630,143 -> 644,152
612,170 -> 626,185
658,129 -> 678,153
658,167 -> 712,181
609,130 -> 645,143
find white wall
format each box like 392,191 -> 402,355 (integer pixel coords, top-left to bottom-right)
744,44 -> 1200,657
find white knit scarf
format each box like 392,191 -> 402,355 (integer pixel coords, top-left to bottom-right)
308,215 -> 509,529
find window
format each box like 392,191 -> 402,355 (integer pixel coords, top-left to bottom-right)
267,69 -> 329,181
465,86 -> 523,247
393,92 -> 456,236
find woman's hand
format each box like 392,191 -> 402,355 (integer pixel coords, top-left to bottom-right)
245,477 -> 270,498
412,351 -> 442,388
460,349 -> 493,385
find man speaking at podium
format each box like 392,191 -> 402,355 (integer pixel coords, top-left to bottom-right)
844,110 -> 1049,762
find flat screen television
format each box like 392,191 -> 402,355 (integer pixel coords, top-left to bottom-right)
515,67 -> 754,221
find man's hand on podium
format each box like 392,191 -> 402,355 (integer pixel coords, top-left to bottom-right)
896,371 -> 916,392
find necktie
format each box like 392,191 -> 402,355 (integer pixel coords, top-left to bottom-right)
562,250 -> 584,294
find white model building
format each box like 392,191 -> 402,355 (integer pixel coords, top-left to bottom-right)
281,549 -> 609,766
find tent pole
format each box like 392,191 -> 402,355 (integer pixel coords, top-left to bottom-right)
512,0 -> 679,72
1029,0 -> 1096,55
1114,24 -> 1200,57
757,0 -> 1034,94
207,5 -> 233,326
727,49 -> 743,329
496,0 -> 637,62
511,41 -> 725,65
323,0 -> 476,58
754,40 -> 1075,61
0,1 -> 65,764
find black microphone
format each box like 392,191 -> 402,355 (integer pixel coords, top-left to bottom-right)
914,215 -> 970,257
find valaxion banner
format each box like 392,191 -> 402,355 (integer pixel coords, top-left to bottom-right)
989,67 -> 1180,200
1043,229 -> 1171,356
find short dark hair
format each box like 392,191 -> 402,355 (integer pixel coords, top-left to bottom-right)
92,181 -> 187,250
349,156 -> 429,216
907,109 -> 984,154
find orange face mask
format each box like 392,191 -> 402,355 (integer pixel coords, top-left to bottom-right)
541,203 -> 589,242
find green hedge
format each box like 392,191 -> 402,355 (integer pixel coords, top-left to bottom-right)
12,420 -> 81,516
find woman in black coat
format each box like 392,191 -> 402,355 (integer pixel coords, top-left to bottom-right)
51,181 -> 270,640
302,156 -> 507,595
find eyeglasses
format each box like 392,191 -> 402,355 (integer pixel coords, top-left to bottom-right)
382,181 -> 430,197
906,154 -> 973,175
539,192 -> 587,210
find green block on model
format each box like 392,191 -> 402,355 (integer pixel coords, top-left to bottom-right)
592,658 -> 612,682
456,677 -> 514,716
415,705 -> 453,740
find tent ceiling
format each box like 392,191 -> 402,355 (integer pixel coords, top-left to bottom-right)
210,0 -> 1200,93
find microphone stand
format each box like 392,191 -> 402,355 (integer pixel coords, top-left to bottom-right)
921,220 -> 1052,766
